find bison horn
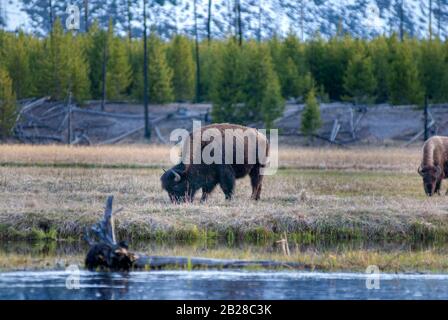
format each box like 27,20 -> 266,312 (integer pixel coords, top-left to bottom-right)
162,169 -> 167,173
418,166 -> 424,176
436,165 -> 442,177
171,170 -> 181,182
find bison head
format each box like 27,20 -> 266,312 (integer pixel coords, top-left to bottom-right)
418,165 -> 442,196
160,163 -> 189,203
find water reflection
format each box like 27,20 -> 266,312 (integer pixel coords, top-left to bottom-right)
1,270 -> 448,300
1,239 -> 448,300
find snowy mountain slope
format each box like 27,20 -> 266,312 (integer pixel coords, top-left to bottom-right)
1,0 -> 447,40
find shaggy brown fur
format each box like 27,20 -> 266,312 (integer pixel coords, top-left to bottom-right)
161,123 -> 269,202
418,136 -> 448,196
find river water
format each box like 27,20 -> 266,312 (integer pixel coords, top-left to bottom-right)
1,270 -> 448,300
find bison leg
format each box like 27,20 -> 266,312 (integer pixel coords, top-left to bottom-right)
249,166 -> 263,200
200,192 -> 209,202
218,165 -> 236,200
436,180 -> 442,195
200,184 -> 217,203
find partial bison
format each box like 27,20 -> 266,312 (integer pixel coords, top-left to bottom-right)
418,136 -> 448,196
161,123 -> 269,203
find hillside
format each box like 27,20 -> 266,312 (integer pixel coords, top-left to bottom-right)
1,0 -> 446,39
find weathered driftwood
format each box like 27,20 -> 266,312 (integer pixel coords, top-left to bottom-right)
13,97 -> 210,146
96,115 -> 168,145
41,103 -> 64,117
402,110 -> 436,147
330,119 -> 341,142
85,196 -> 307,271
97,125 -> 145,145
154,125 -> 168,144
72,107 -> 147,119
57,112 -> 69,132
71,132 -> 92,145
15,134 -> 63,142
17,96 -> 51,118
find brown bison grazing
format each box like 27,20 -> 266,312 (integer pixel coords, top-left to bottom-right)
418,136 -> 448,196
161,123 -> 269,203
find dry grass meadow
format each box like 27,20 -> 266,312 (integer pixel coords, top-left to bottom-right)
0,144 -> 419,171
0,143 -> 447,243
2,144 -> 448,272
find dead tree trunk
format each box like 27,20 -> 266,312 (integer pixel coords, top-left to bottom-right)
48,0 -> 54,33
194,0 -> 202,102
207,0 -> 212,43
84,196 -> 308,271
236,0 -> 243,46
101,33 -> 108,111
127,0 -> 132,40
143,0 -> 151,139
84,0 -> 89,32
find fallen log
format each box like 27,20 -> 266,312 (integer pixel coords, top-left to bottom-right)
97,125 -> 145,145
402,120 -> 435,147
41,103 -> 64,117
281,132 -> 349,148
71,133 -> 92,146
84,196 -> 307,271
18,96 -> 51,115
72,107 -> 147,119
39,110 -> 67,121
154,125 -> 168,144
96,116 -> 168,145
15,134 -> 63,142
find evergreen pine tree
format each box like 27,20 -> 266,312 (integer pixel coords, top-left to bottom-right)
147,32 -> 173,104
268,34 -> 283,77
105,21 -> 132,100
37,19 -> 91,102
40,19 -> 70,100
128,39 -> 144,99
387,37 -> 423,105
343,52 -> 377,104
307,35 -> 356,101
305,35 -> 328,96
243,42 -> 284,128
67,34 -> 91,103
419,39 -> 448,102
280,57 -> 301,99
27,36 -> 46,97
369,36 -> 390,103
301,88 -> 322,139
278,33 -> 308,99
301,72 -> 316,98
0,68 -> 16,139
167,35 -> 195,101
85,21 -> 107,99
198,41 -> 221,101
211,38 -> 246,123
261,77 -> 284,129
4,32 -> 33,99
0,30 -> 6,62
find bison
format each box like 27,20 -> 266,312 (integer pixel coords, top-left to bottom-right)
161,123 -> 269,203
418,136 -> 448,196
